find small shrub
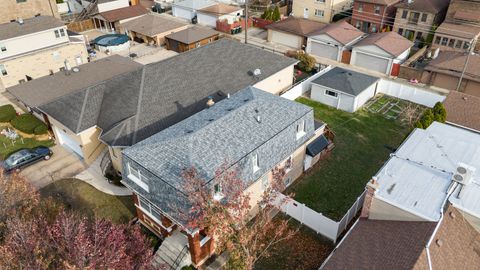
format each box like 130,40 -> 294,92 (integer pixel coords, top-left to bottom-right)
414,121 -> 424,129
0,104 -> 16,122
432,102 -> 446,123
296,52 -> 316,73
420,109 -> 434,128
11,113 -> 48,134
273,6 -> 281,21
34,125 -> 48,135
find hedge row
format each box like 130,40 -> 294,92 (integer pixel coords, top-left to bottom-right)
0,104 -> 16,122
415,102 -> 447,129
11,113 -> 49,135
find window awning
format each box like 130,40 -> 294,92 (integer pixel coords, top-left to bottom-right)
306,135 -> 329,157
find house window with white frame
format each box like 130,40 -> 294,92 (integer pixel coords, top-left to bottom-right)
54,28 -> 66,38
253,153 -> 260,172
127,163 -> 149,192
315,9 -> 324,17
296,120 -> 306,140
374,5 -> 381,15
0,65 -> 7,76
325,89 -> 338,98
138,197 -> 162,223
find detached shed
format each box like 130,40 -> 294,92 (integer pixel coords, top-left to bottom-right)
165,27 -> 219,53
310,67 -> 379,112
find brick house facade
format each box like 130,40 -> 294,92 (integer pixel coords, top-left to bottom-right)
351,0 -> 401,33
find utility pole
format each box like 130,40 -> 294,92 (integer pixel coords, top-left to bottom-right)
456,39 -> 476,91
244,0 -> 248,44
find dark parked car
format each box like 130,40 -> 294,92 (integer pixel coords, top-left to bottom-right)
2,147 -> 52,172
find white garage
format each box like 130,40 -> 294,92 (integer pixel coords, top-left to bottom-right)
307,21 -> 365,62
310,67 -> 379,112
197,3 -> 243,28
266,17 -> 326,50
270,30 -> 303,49
351,32 -> 413,75
172,0 -> 216,21
53,126 -> 84,158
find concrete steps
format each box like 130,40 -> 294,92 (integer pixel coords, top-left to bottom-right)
152,231 -> 191,270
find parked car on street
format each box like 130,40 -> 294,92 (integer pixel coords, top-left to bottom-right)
1,147 -> 52,172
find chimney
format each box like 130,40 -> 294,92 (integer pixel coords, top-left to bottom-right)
206,96 -> 215,107
64,59 -> 72,75
360,177 -> 378,218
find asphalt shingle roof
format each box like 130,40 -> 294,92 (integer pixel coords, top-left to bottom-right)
15,39 -> 296,147
98,5 -> 148,22
353,31 -> 413,57
443,91 -> 480,132
266,17 -> 326,37
311,67 -> 379,96
0,16 -> 65,41
395,0 -> 450,13
121,14 -> 187,37
309,21 -> 365,45
165,26 -> 218,44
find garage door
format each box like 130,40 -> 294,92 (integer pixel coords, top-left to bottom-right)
353,52 -> 390,74
271,31 -> 302,49
54,126 -> 83,158
310,41 -> 339,60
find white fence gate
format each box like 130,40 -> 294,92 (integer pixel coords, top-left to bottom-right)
276,190 -> 366,242
377,79 -> 446,108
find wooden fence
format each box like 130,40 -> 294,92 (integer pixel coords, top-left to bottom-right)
67,18 -> 95,33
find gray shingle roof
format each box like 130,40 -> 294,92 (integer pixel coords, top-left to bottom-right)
311,67 -> 379,96
124,86 -> 313,191
20,39 -> 296,146
0,16 -> 65,41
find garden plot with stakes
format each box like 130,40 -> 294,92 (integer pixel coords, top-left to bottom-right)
366,94 -> 425,123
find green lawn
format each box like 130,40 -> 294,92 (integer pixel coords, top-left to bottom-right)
0,126 -> 54,160
287,97 -> 414,221
40,179 -> 136,224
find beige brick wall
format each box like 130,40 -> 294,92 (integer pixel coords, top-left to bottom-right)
0,43 -> 87,90
292,0 -> 353,23
0,0 -> 59,24
393,8 -> 437,40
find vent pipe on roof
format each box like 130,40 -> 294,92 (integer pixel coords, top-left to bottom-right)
17,17 -> 24,25
64,59 -> 71,76
206,96 -> 215,107
256,115 -> 261,123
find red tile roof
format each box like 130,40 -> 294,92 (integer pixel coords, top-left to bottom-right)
99,5 -> 148,22
443,91 -> 480,132
354,31 -> 413,57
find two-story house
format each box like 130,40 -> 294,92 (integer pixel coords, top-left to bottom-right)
432,0 -> 480,52
121,86 -> 328,268
351,0 -> 401,33
0,0 -> 59,24
393,0 -> 450,44
292,0 -> 353,23
0,16 -> 88,90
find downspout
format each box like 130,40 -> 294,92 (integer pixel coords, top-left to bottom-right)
48,0 -> 56,17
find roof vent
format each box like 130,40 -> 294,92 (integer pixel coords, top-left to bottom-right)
186,130 -> 193,134
206,96 -> 215,107
248,68 -> 262,78
452,162 -> 476,186
17,17 -> 24,25
255,115 -> 261,123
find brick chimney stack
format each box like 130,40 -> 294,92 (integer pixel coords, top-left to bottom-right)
360,177 -> 379,218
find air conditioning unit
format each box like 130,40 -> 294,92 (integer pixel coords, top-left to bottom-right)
452,163 -> 476,185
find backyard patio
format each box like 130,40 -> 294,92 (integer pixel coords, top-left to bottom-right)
287,96 -> 424,221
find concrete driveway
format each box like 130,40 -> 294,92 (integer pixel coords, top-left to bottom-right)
20,145 -> 88,189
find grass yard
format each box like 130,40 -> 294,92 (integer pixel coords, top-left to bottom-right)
40,179 -> 136,224
287,97 -> 417,221
254,217 -> 333,270
0,132 -> 54,160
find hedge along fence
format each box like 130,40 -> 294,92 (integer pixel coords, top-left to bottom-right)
11,114 -> 49,135
0,105 -> 16,122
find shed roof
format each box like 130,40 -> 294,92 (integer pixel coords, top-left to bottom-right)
374,122 -> 480,221
311,67 -> 379,96
122,14 -> 187,37
98,5 -> 148,22
0,16 -> 65,41
266,17 -> 326,37
165,27 -> 218,44
353,31 -> 413,57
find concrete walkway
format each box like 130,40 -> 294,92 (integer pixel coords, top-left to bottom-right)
75,149 -> 132,196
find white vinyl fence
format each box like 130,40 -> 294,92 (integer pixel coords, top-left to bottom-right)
276,190 -> 366,242
281,66 -> 333,100
377,79 -> 446,108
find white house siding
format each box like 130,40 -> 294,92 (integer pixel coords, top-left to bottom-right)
369,196 -> 430,222
351,45 -> 393,74
352,82 -> 377,111
311,84 -> 356,112
253,65 -> 295,95
269,30 -> 303,49
172,6 -> 196,21
97,0 -> 129,12
197,13 -> 218,28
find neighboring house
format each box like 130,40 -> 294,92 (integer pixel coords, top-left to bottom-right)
92,5 -> 148,33
361,122 -> 480,232
172,0 -> 216,21
122,86 -> 327,268
306,21 -> 365,62
393,0 -> 450,44
432,0 -> 480,53
443,91 -> 480,133
351,0 -> 401,33
310,67 -> 380,112
165,27 -> 219,52
322,206 -> 480,269
7,39 -> 297,171
197,3 -> 244,28
122,14 -> 189,46
81,0 -> 130,13
291,0 -> 353,23
0,16 -> 88,90
7,56 -> 143,163
351,31 -> 413,75
423,51 -> 480,96
266,17 -> 326,49
0,0 -> 59,24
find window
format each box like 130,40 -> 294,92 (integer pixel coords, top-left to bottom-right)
421,13 -> 427,22
127,163 -> 149,192
455,40 -> 463,49
416,32 -> 423,40
402,10 -> 408,19
60,28 -> 66,37
285,156 -> 293,172
0,65 -> 7,76
374,5 -> 380,15
253,153 -> 260,172
358,3 -> 363,12
284,177 -> 292,187
261,174 -> 269,190
54,29 -> 66,38
54,30 -> 60,38
0,43 -> 6,52
315,0 -> 325,3
296,120 -> 306,139
441,37 -> 448,46
448,39 -> 455,47
355,21 -> 361,29
315,9 -> 324,17
398,28 -> 404,35
325,89 -> 338,98
138,197 -> 163,224
213,183 -> 223,200
463,42 -> 470,50
371,25 -> 377,32
16,0 -> 27,3
434,36 -> 441,44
